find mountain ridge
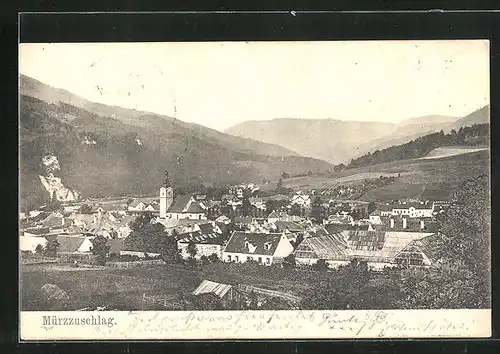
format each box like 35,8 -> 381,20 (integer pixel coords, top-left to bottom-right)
19,75 -> 333,210
224,107 -> 488,164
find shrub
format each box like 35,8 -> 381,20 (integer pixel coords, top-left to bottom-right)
208,253 -> 219,263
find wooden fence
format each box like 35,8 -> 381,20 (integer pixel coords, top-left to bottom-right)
107,259 -> 165,268
142,293 -> 178,308
237,284 -> 302,303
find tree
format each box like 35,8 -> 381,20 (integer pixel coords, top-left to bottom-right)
399,175 -> 491,309
91,235 -> 110,265
43,239 -> 59,257
79,204 -> 93,214
276,178 -> 283,192
303,260 -> 381,310
367,202 -> 377,215
208,253 -> 220,263
289,203 -> 302,216
44,197 -> 61,212
312,259 -> 329,272
282,172 -> 290,179
282,253 -> 296,268
126,212 -> 178,262
35,244 -> 44,255
241,196 -> 253,217
307,171 -> 313,177
291,233 -> 304,250
187,240 -> 198,259
311,196 -> 323,223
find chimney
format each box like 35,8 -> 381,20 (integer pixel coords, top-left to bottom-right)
403,217 -> 407,229
390,218 -> 394,229
420,219 -> 425,230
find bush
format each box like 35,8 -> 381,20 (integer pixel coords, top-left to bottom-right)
312,259 -> 329,272
208,253 -> 219,263
200,255 -> 210,265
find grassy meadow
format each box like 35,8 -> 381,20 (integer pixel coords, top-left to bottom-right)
262,149 -> 489,201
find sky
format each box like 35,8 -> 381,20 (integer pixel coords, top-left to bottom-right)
19,40 -> 489,131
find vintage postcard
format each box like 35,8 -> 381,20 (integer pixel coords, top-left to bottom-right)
19,40 -> 491,340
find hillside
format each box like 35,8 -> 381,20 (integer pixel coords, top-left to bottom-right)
449,105 -> 490,129
225,107 -> 488,164
19,74 -> 298,158
271,149 -> 490,202
225,118 -> 397,164
347,123 -> 489,169
19,78 -> 334,210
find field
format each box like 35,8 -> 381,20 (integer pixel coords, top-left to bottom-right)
20,263 -> 314,311
262,149 -> 490,201
420,146 -> 489,160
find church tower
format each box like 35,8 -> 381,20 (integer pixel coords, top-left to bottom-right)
160,171 -> 173,218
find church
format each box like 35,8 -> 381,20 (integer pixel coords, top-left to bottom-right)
159,171 -> 207,220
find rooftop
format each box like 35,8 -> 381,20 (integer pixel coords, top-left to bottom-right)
224,232 -> 283,256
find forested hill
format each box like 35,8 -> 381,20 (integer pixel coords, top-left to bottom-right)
346,124 -> 489,169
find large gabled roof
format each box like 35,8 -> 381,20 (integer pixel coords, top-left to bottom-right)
343,230 -> 434,263
167,195 -> 205,214
177,230 -> 223,245
295,233 -> 350,261
223,232 -> 283,256
56,235 -> 88,253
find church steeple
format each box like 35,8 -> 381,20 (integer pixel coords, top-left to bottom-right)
160,170 -> 173,218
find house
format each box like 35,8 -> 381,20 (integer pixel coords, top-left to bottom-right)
291,193 -> 311,208
273,220 -> 305,234
378,216 -> 434,232
192,280 -> 244,309
341,229 -> 437,270
128,200 -> 147,212
222,232 -> 294,265
201,200 -> 222,217
294,233 -> 350,268
249,197 -> 266,211
86,211 -> 136,239
233,216 -> 254,227
304,226 -> 331,238
40,212 -> 66,229
391,201 -> 434,218
56,235 -> 93,254
68,213 -> 96,230
22,227 -> 52,237
267,211 -> 293,224
156,218 -> 215,235
324,214 -> 354,225
177,230 -> 224,260
165,195 -> 207,220
369,210 -> 383,225
215,215 -> 231,225
378,204 -> 393,217
20,235 -> 48,253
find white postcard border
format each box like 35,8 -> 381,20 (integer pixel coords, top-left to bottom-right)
20,309 -> 491,340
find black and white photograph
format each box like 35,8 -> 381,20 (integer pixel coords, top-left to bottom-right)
18,40 -> 491,339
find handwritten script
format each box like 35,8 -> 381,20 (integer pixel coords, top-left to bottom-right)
53,309 -> 482,339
